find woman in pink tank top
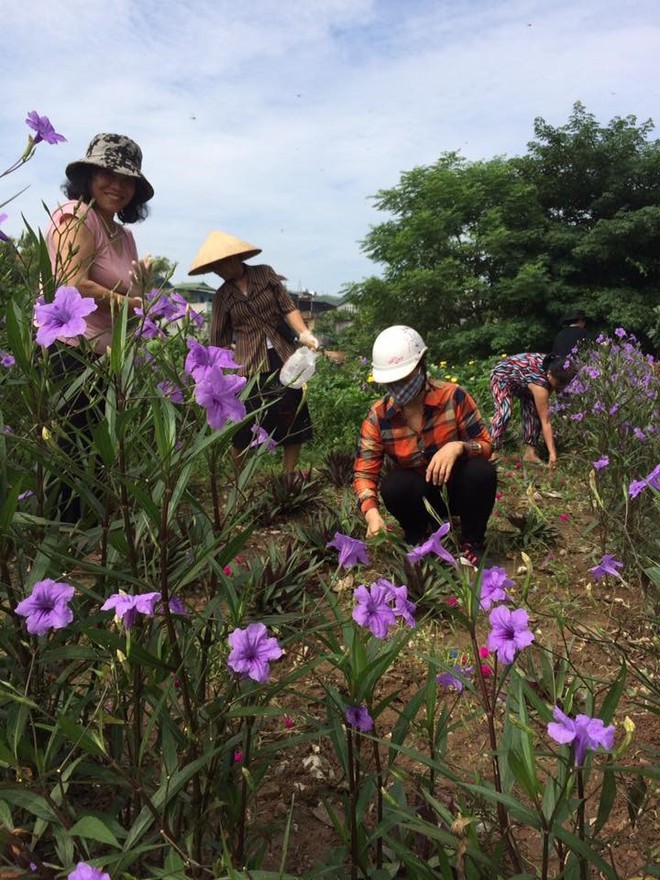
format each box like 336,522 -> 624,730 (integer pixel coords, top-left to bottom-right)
47,133 -> 154,353
45,134 -> 154,522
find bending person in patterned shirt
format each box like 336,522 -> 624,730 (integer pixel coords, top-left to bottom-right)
489,353 -> 575,467
353,326 -> 496,566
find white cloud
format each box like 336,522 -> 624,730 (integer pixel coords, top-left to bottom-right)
2,0 -> 659,294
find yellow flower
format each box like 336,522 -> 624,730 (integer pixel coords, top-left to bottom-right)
468,360 -> 475,365
439,360 -> 447,367
444,374 -> 452,380
500,353 -> 508,358
450,376 -> 458,383
367,373 -> 374,383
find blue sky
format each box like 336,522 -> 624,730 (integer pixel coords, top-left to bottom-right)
2,0 -> 659,295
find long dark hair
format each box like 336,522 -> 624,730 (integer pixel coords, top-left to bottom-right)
542,353 -> 576,390
62,167 -> 149,224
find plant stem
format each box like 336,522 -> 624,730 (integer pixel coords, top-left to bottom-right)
346,726 -> 359,880
470,632 -> 523,874
576,766 -> 588,880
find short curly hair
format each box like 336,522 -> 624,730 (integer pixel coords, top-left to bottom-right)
62,167 -> 149,224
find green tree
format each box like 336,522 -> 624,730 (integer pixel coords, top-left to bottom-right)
345,103 -> 660,360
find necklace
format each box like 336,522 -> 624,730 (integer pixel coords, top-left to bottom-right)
97,213 -> 123,241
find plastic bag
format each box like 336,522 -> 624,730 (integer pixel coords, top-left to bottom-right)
279,347 -> 319,388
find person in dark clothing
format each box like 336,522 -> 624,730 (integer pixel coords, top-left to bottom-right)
551,309 -> 590,361
188,230 -> 319,473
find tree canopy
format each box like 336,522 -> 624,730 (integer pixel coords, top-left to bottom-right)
344,103 -> 660,360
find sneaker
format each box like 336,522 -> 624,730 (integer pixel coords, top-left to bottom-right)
459,542 -> 484,569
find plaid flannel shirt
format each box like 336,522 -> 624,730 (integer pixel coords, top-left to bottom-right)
353,380 -> 493,513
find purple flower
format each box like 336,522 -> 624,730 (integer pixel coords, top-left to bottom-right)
157,380 -> 184,403
141,289 -> 178,320
18,490 -> 35,501
0,213 -> 9,243
194,364 -> 247,430
326,531 -> 370,568
135,316 -> 166,340
628,479 -> 648,499
479,566 -> 513,611
570,412 -> 584,422
25,111 -> 66,145
633,427 -> 647,441
227,622 -> 283,683
101,591 -> 162,629
0,351 -> 15,367
68,863 -> 110,880
547,706 -> 615,765
592,455 -> 609,470
168,595 -> 186,615
614,327 -> 627,338
352,582 -> 397,638
487,606 -> 534,664
34,286 -> 97,347
436,665 -> 473,693
15,579 -> 75,636
345,705 -> 374,731
377,578 -> 416,627
588,554 -> 623,581
249,424 -> 276,451
628,463 -> 660,499
185,338 -> 240,382
406,522 -> 456,566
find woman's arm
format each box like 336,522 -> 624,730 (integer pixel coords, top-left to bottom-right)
52,217 -> 141,313
529,384 -> 557,465
284,308 -> 319,349
354,414 -> 386,537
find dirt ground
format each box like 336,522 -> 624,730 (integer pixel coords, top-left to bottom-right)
236,454 -> 660,877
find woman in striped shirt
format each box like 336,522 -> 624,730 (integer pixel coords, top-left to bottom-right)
189,231 -> 319,472
489,353 -> 575,467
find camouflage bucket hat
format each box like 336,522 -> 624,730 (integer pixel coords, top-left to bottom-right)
65,133 -> 154,202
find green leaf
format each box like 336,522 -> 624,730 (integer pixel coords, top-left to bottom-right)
69,815 -> 122,848
0,788 -> 59,822
56,713 -> 106,756
593,764 -> 617,834
508,747 -> 541,800
553,824 -> 618,878
599,661 -> 626,724
122,752 -> 216,851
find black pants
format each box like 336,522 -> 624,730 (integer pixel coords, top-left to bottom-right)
380,457 -> 497,546
48,345 -> 103,523
232,349 -> 313,451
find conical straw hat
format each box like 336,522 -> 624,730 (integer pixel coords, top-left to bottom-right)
188,230 -> 262,276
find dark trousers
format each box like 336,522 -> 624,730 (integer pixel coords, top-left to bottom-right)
380,457 -> 497,546
49,345 -> 102,523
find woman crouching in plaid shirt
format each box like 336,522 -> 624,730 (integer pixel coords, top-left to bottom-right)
353,326 -> 496,567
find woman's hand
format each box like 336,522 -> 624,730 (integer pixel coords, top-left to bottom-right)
365,508 -> 386,538
298,329 -> 320,350
425,442 -> 464,485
